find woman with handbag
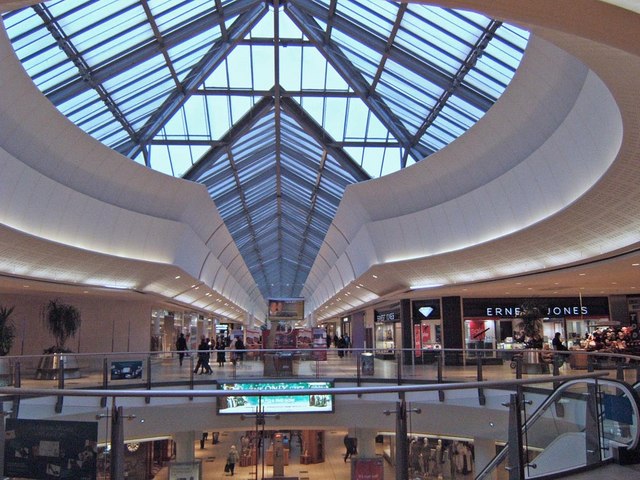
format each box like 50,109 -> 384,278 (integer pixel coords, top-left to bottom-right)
226,445 -> 239,475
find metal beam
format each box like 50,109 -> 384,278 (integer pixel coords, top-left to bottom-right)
285,1 -> 431,162
32,4 -> 137,141
279,96 -> 370,182
183,95 -> 274,181
46,0 -> 264,105
116,2 -> 269,160
196,87 -> 358,98
289,0 -> 495,112
402,20 -> 502,167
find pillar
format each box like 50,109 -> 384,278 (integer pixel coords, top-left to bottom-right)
354,428 -> 377,458
173,431 -> 196,463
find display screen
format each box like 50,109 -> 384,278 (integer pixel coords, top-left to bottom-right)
268,298 -> 305,321
217,380 -> 334,414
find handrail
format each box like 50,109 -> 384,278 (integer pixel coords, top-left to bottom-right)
0,371 -> 608,399
475,377 -> 640,479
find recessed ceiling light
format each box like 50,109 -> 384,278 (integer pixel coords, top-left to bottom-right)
579,273 -> 586,276
175,275 -> 181,279
372,274 -> 378,279
632,263 -> 639,267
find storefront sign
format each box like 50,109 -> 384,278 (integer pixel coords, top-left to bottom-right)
375,305 -> 400,322
463,297 -> 609,318
412,299 -> 441,320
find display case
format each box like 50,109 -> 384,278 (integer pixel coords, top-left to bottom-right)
375,323 -> 396,359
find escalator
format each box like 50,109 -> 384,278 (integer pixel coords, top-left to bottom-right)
476,378 -> 640,479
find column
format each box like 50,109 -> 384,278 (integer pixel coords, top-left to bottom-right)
355,428 -> 377,458
173,431 -> 196,463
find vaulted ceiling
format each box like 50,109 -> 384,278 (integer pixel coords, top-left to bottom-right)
2,0 -> 527,302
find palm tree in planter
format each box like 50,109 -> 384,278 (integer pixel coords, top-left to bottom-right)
516,301 -> 547,371
36,299 -> 82,380
0,305 -> 16,385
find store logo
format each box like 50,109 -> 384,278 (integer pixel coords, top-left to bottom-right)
419,306 -> 434,318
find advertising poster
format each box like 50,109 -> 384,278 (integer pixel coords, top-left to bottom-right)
414,324 -> 421,358
268,298 -> 304,321
421,324 -> 431,344
217,380 -> 333,414
352,457 -> 384,480
169,460 -> 201,480
110,360 -> 144,380
4,419 -> 97,480
244,328 -> 261,357
296,327 -> 313,351
312,327 -> 327,360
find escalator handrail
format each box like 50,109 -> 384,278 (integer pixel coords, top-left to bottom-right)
475,377 -> 640,479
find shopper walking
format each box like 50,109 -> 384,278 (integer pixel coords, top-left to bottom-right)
175,332 -> 187,366
226,445 -> 239,475
216,336 -> 226,366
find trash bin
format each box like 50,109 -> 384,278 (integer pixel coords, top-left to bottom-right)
361,352 -> 374,376
275,352 -> 294,376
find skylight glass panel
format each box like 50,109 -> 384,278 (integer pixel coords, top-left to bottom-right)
69,11 -> 151,66
32,62 -> 79,93
280,45 -> 304,90
251,45 -> 275,90
151,0 -> 214,33
299,47 -> 329,90
330,29 -> 382,77
250,7 -> 275,37
224,45 -> 257,89
343,99 -> 369,140
427,6 -> 485,45
336,0 -> 395,38
167,27 -> 224,74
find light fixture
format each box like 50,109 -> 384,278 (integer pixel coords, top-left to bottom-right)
410,283 -> 444,290
126,442 -> 140,452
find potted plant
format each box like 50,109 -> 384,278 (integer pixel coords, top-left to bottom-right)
516,301 -> 546,372
36,299 -> 82,379
0,304 -> 16,385
517,301 -> 545,348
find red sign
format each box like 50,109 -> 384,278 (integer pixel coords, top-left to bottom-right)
414,325 -> 421,357
422,324 -> 431,344
352,458 -> 384,480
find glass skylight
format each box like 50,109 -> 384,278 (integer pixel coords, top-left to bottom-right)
2,0 -> 529,300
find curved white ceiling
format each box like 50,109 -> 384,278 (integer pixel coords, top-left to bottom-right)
305,1 -> 640,318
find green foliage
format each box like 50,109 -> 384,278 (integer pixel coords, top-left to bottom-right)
0,305 -> 16,356
517,301 -> 546,344
43,299 -> 81,351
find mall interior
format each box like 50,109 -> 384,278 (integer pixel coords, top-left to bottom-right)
2,0 -> 640,479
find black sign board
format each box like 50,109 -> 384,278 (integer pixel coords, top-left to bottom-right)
375,304 -> 400,322
463,297 -> 610,318
412,299 -> 441,321
4,419 -> 98,480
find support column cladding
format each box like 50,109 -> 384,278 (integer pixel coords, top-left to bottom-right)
173,431 -> 196,463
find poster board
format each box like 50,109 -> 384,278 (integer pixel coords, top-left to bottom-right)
4,419 -> 97,480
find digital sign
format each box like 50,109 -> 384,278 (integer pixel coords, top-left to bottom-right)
217,380 -> 334,415
268,298 -> 305,321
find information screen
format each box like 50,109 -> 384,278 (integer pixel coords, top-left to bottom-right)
217,380 -> 334,415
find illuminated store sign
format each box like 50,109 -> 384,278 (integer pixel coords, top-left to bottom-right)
375,308 -> 399,322
463,297 -> 609,318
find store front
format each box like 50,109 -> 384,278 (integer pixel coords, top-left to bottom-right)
462,297 -> 611,361
374,304 -> 401,359
411,299 -> 442,363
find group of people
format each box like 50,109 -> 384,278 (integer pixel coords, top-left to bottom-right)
175,333 -> 245,373
326,332 -> 351,358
